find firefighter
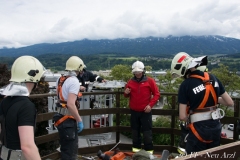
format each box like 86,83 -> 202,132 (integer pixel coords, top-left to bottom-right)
0,56 -> 46,160
77,66 -> 106,92
171,52 -> 234,154
53,56 -> 84,160
177,59 -> 209,155
124,61 -> 160,154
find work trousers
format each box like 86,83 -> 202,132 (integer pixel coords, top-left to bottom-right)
56,116 -> 78,160
186,120 -> 221,154
130,109 -> 153,151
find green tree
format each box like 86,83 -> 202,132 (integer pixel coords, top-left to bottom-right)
109,64 -> 132,82
210,64 -> 240,97
210,64 -> 239,117
145,65 -> 152,72
158,71 -> 183,109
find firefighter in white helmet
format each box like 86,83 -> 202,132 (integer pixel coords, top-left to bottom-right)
53,56 -> 84,160
171,52 -> 233,154
0,56 -> 46,160
124,60 -> 160,154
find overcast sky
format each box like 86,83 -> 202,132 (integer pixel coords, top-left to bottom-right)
0,0 -> 240,49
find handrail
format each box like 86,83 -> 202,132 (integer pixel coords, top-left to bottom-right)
29,91 -> 240,159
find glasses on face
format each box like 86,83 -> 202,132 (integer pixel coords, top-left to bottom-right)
133,71 -> 142,74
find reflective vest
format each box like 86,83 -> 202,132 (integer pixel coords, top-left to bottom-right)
188,72 -> 217,143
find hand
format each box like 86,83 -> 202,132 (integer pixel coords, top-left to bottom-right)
77,121 -> 84,133
144,105 -> 151,113
102,79 -> 107,83
80,86 -> 85,91
124,88 -> 131,94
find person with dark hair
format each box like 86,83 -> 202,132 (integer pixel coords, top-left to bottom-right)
77,68 -> 106,92
0,56 -> 46,160
171,52 -> 234,154
124,60 -> 160,154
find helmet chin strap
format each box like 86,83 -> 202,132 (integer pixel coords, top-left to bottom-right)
32,83 -> 38,90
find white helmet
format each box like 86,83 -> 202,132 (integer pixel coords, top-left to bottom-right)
132,61 -> 145,73
171,52 -> 194,77
10,56 -> 46,83
65,56 -> 85,72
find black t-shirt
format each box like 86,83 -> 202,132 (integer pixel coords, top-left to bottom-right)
0,96 -> 36,150
178,70 -> 225,111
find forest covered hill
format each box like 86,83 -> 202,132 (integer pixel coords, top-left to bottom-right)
1,35 -> 240,57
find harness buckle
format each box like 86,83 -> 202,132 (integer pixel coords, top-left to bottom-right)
211,108 -> 225,120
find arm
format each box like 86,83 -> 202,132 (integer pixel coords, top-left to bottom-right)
179,103 -> 188,122
148,78 -> 160,107
19,126 -> 41,160
144,78 -> 160,113
67,93 -> 82,122
123,83 -> 130,98
87,71 -> 105,82
218,92 -> 234,106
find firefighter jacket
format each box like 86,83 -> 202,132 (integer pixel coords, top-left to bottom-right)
77,69 -> 104,88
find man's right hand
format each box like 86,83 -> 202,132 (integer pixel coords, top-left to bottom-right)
124,88 -> 131,94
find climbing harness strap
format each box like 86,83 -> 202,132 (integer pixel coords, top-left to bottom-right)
190,72 -> 217,109
55,75 -> 82,126
54,115 -> 75,127
57,75 -> 70,108
188,72 -> 219,143
188,123 -> 212,143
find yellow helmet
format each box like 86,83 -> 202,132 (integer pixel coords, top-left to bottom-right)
65,56 -> 85,72
10,56 -> 46,83
171,52 -> 194,77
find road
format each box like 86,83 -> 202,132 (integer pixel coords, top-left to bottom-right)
222,124 -> 233,138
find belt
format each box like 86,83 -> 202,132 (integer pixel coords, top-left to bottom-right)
190,111 -> 213,123
1,146 -> 25,160
190,107 -> 225,123
189,106 -> 217,114
56,107 -> 70,115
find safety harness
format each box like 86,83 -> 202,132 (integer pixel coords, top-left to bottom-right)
54,75 -> 82,127
188,72 -> 218,143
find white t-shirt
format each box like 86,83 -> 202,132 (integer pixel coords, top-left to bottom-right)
56,76 -> 80,101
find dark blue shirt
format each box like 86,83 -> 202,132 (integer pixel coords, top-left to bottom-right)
178,70 -> 225,111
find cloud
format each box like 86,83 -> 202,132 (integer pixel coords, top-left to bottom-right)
0,0 -> 240,48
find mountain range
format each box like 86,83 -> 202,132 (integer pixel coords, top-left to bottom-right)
1,35 -> 240,57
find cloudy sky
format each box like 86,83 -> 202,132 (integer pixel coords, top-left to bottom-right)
0,0 -> 240,49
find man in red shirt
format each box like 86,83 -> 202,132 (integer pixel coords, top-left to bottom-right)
124,61 -> 160,154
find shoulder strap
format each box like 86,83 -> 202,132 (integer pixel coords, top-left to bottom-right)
57,75 -> 70,103
190,72 -> 217,109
